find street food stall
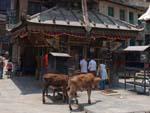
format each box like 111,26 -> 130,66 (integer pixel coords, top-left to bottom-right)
123,45 -> 150,95
48,52 -> 71,74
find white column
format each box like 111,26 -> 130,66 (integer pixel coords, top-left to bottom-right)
12,43 -> 19,63
126,8 -> 129,23
134,12 -> 138,25
11,0 -> 16,10
127,39 -> 130,46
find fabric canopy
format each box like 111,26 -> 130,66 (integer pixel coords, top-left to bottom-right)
50,52 -> 71,57
139,5 -> 150,21
124,45 -> 150,52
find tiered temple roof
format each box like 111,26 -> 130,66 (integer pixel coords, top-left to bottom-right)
27,6 -> 142,31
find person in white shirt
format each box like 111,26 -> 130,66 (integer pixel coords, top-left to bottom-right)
97,63 -> 107,90
80,57 -> 88,73
88,58 -> 97,76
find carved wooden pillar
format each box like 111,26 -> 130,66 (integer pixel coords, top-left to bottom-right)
19,0 -> 28,20
81,0 -> 91,32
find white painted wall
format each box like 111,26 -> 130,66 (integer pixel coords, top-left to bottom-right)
98,1 -> 144,25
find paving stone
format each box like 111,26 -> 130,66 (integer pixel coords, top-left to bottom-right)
0,77 -> 84,113
0,76 -> 150,113
84,90 -> 150,113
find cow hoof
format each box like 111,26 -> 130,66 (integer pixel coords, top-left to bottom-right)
69,106 -> 72,111
76,99 -> 78,104
43,99 -> 46,104
88,100 -> 91,104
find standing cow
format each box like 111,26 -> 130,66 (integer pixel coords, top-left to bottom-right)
67,73 -> 101,110
42,73 -> 68,103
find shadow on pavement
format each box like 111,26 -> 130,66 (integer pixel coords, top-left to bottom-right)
43,94 -> 68,105
11,76 -> 42,95
70,100 -> 102,112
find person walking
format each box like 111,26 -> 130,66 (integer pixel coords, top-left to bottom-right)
42,53 -> 49,74
80,57 -> 88,74
0,56 -> 4,79
6,59 -> 13,78
97,63 -> 108,90
88,58 -> 97,76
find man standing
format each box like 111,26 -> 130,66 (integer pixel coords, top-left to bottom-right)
97,63 -> 107,90
80,57 -> 88,73
88,58 -> 97,76
41,53 -> 49,76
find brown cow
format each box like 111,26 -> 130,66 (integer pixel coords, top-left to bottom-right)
42,73 -> 68,103
67,73 -> 101,110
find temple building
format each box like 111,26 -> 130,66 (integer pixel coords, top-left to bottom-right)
9,0 -> 143,84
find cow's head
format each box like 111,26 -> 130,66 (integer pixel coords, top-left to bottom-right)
92,77 -> 101,89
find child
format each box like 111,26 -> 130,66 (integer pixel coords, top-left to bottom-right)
6,59 -> 13,78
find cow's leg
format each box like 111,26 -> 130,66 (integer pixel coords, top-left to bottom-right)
62,88 -> 66,103
69,95 -> 73,110
42,87 -> 46,103
66,91 -> 69,104
53,89 -> 56,97
42,83 -> 49,104
75,98 -> 78,104
87,89 -> 91,104
63,88 -> 69,103
75,92 -> 78,104
68,90 -> 74,111
46,88 -> 49,96
64,88 -> 69,103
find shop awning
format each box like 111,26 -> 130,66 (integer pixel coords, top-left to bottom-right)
124,45 -> 150,52
139,5 -> 150,21
50,52 -> 71,57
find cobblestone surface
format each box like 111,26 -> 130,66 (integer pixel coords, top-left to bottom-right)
0,76 -> 150,113
0,77 -> 84,113
84,89 -> 150,113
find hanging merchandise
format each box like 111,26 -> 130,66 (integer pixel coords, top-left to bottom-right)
20,32 -> 28,38
41,31 -> 131,41
54,36 -> 60,49
42,32 -> 85,38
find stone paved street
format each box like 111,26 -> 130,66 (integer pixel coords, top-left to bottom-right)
84,82 -> 150,113
0,76 -> 150,113
0,77 -> 85,113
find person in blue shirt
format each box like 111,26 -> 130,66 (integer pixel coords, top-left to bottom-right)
97,63 -> 107,90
